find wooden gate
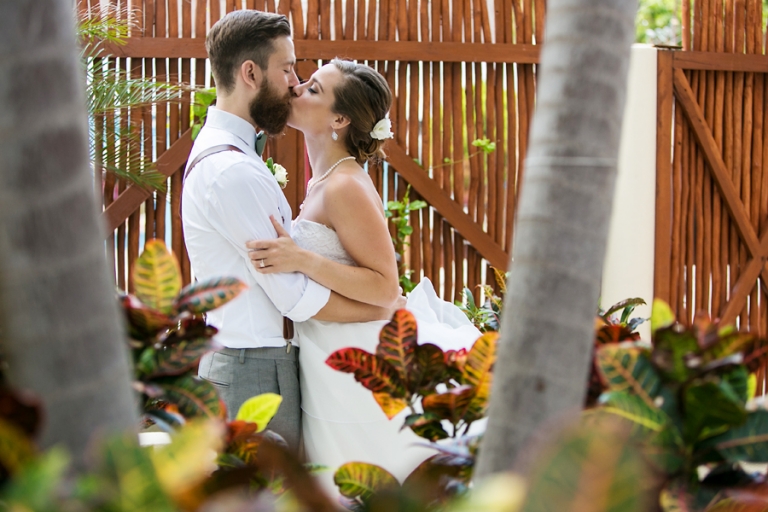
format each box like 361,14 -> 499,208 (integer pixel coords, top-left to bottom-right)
655,0 -> 768,335
88,0 -> 545,302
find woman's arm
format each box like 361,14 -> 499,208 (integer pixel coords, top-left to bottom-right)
245,174 -> 401,308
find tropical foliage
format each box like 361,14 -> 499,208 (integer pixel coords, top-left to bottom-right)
385,185 -> 428,293
121,239 -> 246,424
79,11 -> 185,190
325,310 -> 497,508
588,299 -> 768,511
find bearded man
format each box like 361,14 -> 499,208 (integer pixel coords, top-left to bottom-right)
182,10 -> 391,452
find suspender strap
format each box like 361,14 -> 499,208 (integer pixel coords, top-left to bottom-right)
183,144 -> 244,183
182,143 -> 295,343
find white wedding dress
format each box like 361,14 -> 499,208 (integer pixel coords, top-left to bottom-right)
292,219 -> 483,495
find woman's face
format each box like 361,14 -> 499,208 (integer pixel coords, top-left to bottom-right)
288,63 -> 346,137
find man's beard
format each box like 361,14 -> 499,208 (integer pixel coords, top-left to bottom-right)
249,76 -> 292,135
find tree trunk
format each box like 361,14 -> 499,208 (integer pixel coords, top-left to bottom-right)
475,0 -> 638,478
0,0 -> 138,464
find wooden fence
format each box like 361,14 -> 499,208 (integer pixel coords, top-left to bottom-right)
85,0 -> 546,303
655,0 -> 768,340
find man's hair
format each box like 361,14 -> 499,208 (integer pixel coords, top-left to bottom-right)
206,10 -> 291,94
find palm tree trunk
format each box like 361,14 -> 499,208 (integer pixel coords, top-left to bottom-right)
0,0 -> 138,464
475,0 -> 638,477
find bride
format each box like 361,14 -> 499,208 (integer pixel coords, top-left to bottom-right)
245,59 -> 481,491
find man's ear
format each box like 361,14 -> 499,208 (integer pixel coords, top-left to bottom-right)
239,60 -> 263,90
331,115 -> 351,130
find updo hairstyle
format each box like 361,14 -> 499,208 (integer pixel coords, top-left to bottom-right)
330,59 -> 393,165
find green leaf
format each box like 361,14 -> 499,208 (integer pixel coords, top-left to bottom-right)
697,410 -> 768,463
174,277 -> 247,315
153,375 -> 225,419
133,240 -> 182,315
400,225 -> 413,236
151,338 -> 213,378
652,327 -> 701,382
191,123 -> 202,140
521,420 -> 652,512
683,376 -> 748,443
0,448 -> 69,510
98,434 -> 178,512
596,344 -> 661,408
651,298 -> 676,335
600,391 -> 671,436
236,393 -> 283,432
386,201 -> 404,211
403,413 -> 449,441
410,200 -> 428,210
604,298 -> 647,320
0,419 -> 37,480
334,462 -> 399,501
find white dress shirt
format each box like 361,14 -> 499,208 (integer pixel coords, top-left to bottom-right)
182,107 -> 330,349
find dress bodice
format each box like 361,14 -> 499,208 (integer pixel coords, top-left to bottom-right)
292,219 -> 356,266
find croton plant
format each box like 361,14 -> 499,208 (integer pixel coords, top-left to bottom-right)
325,309 -> 497,508
120,239 -> 246,425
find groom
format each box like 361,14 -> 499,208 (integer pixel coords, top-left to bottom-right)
182,10 -> 394,452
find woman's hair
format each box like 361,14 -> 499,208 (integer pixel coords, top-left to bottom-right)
330,59 -> 393,164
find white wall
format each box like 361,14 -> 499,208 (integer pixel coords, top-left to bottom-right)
601,45 -> 658,341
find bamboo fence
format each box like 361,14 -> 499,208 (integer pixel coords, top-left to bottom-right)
86,0 -> 545,304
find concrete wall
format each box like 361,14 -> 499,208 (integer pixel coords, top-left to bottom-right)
601,45 -> 658,341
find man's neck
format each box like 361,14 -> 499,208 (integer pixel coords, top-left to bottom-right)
215,96 -> 258,131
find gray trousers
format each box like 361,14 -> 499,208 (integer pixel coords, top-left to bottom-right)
198,346 -> 300,451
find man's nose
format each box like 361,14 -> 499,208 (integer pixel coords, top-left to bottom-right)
288,70 -> 300,88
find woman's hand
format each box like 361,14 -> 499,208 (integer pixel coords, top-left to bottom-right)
246,216 -> 307,274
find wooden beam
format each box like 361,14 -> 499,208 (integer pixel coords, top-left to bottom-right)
102,128 -> 193,233
90,38 -> 541,64
673,51 -> 768,73
384,142 -> 509,270
722,230 -> 768,324
673,69 -> 768,323
654,50 -> 674,304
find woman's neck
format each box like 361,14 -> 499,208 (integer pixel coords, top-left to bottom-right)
304,134 -> 355,179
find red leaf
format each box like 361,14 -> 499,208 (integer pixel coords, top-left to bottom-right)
422,385 -> 475,424
376,309 -> 418,384
326,347 -> 404,396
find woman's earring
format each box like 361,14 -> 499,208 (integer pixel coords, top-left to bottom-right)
331,129 -> 338,141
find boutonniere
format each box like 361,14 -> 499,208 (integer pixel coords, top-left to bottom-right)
265,158 -> 288,189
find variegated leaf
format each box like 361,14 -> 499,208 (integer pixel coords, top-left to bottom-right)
334,462 -> 399,501
121,294 -> 174,341
174,277 -> 247,315
326,347 -> 404,396
151,338 -> 212,378
133,239 -> 182,315
408,343 -> 448,394
422,385 -> 475,424
373,392 -> 408,419
596,343 -> 661,409
462,332 -> 498,422
376,309 -> 418,385
153,375 -> 225,419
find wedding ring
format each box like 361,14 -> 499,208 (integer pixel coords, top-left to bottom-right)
259,259 -> 265,268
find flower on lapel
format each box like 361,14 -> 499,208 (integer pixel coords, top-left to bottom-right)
265,158 -> 288,189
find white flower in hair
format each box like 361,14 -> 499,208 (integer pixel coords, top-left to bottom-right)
370,117 -> 394,140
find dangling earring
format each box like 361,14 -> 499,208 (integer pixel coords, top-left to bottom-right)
331,129 -> 338,141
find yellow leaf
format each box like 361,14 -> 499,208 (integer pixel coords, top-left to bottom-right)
373,393 -> 408,419
235,393 -> 282,432
150,419 -> 224,500
650,299 -> 675,335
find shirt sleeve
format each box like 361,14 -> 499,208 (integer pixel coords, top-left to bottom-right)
204,160 -> 330,321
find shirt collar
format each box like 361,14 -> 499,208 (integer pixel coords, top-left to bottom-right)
205,107 -> 257,151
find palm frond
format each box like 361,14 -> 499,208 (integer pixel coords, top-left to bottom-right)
86,67 -> 186,115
